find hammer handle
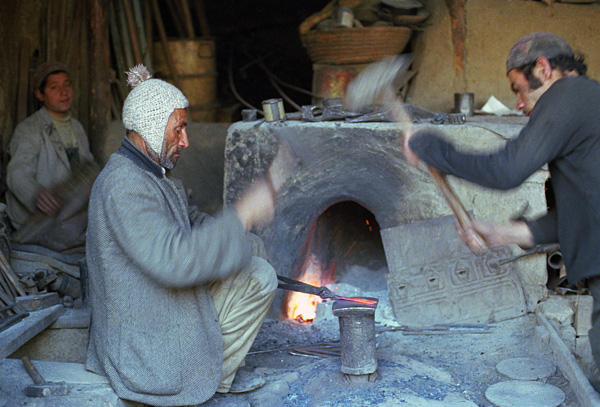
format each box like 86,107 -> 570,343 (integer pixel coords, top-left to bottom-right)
428,167 -> 475,231
21,356 -> 46,385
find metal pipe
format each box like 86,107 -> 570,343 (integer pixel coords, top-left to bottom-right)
547,250 -> 563,270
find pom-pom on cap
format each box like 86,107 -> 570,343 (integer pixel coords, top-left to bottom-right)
126,64 -> 152,88
122,65 -> 189,155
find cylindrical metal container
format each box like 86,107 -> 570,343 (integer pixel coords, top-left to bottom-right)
312,63 -> 368,105
454,92 -> 474,116
262,98 -> 285,122
332,298 -> 378,375
241,109 -> 258,122
49,273 -> 81,299
153,39 -> 218,122
322,97 -> 343,108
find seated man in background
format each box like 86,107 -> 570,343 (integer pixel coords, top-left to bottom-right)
6,61 -> 96,253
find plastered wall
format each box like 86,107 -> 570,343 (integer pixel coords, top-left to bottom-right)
408,0 -> 600,113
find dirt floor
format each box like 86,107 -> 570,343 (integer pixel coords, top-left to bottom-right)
0,308 -> 583,407
0,264 -> 585,407
195,262 -> 584,407
198,311 -> 579,407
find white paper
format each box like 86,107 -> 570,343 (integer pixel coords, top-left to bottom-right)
477,95 -> 522,116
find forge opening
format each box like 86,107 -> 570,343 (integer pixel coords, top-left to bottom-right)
282,201 -> 388,324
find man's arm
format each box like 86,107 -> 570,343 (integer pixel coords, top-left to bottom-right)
7,125 -> 43,213
456,218 -> 535,254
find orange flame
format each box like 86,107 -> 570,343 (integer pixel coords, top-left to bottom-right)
285,253 -> 333,323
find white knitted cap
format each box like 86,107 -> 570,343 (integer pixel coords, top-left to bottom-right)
122,65 -> 189,155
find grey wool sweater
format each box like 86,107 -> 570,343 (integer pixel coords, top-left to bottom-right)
85,138 -> 251,405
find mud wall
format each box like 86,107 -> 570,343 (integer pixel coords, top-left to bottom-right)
408,0 -> 600,113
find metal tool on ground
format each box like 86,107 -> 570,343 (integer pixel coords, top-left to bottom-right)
276,275 -> 378,306
344,54 -> 486,249
21,356 -> 71,397
493,243 -> 561,267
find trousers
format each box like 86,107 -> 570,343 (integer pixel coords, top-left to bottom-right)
210,256 -> 277,392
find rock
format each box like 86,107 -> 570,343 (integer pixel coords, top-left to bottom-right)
495,357 -> 555,380
538,295 -> 574,326
485,380 -> 565,407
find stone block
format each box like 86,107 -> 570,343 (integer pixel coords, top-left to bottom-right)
15,292 -> 59,312
381,214 -> 526,326
534,324 -> 550,348
538,294 -> 575,326
575,336 -> 594,377
560,325 -> 577,354
574,295 -> 593,337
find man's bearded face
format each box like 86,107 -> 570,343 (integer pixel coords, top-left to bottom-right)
160,108 -> 189,169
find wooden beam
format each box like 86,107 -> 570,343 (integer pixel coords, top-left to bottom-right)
123,0 -> 143,65
16,39 -> 30,125
0,305 -> 64,359
89,0 -> 111,160
151,0 -> 182,89
445,0 -> 465,76
193,0 -> 211,37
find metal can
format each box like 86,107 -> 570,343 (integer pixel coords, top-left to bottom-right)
262,98 -> 285,122
454,92 -> 474,116
241,109 -> 258,122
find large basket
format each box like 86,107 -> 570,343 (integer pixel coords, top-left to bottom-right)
304,26 -> 411,65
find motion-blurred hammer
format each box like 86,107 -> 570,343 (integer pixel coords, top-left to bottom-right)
21,356 -> 71,397
344,55 -> 485,248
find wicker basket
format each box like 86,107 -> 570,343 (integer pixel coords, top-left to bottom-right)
304,26 -> 412,65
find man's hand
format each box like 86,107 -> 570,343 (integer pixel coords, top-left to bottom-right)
234,177 -> 275,232
402,131 -> 421,167
455,218 -> 535,254
36,188 -> 61,216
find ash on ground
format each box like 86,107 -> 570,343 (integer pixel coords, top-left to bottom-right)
216,264 -> 581,407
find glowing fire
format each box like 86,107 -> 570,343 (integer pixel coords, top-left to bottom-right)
285,253 -> 333,323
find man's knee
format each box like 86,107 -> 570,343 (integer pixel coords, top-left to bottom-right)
247,256 -> 277,297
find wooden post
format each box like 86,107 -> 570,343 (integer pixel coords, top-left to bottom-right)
179,0 -> 196,38
445,0 -> 465,77
16,39 -> 30,125
193,0 -> 211,37
123,0 -> 143,65
89,0 -> 111,161
151,0 -> 182,89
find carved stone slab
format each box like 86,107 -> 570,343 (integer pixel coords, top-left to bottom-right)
381,214 -> 526,326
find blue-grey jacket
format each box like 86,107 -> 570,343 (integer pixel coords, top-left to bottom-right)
7,107 -> 93,229
85,138 -> 251,405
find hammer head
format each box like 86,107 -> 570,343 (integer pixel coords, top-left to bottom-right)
25,381 -> 71,397
344,54 -> 414,112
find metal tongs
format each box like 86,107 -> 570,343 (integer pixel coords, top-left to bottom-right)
276,275 -> 377,306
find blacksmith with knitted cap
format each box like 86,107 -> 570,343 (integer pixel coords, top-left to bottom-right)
86,65 -> 283,406
404,33 -> 600,389
6,60 -> 95,251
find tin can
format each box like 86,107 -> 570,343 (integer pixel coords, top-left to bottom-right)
454,92 -> 474,116
262,98 -> 285,122
241,109 -> 258,122
337,7 -> 354,28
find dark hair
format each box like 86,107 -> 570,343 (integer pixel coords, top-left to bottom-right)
38,70 -> 68,94
518,52 -> 587,89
